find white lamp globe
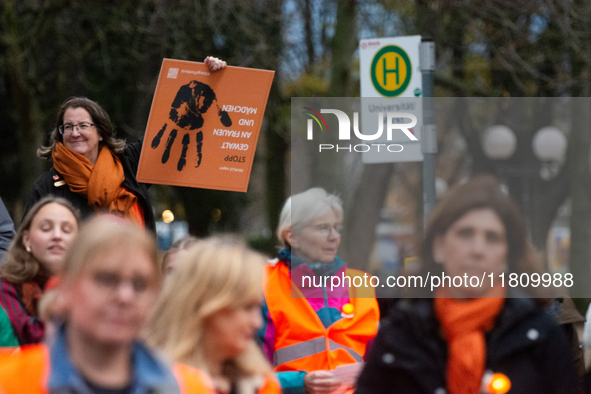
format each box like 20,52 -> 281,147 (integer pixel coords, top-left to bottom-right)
435,177 -> 448,199
482,125 -> 517,160
532,126 -> 567,162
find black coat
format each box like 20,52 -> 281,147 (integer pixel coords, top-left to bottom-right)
356,297 -> 580,394
0,197 -> 15,261
24,140 -> 155,232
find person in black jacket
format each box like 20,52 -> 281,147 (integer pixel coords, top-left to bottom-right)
356,175 -> 580,394
24,57 -> 227,232
25,96 -> 156,231
0,197 -> 15,262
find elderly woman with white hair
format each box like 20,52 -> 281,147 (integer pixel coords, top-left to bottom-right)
258,187 -> 380,394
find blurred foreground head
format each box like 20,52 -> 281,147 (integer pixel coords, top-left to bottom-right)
420,175 -> 542,297
161,235 -> 200,275
146,236 -> 271,376
58,216 -> 159,345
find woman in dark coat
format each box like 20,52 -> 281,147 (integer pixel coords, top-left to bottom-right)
25,96 -> 154,230
356,175 -> 580,394
24,57 -> 227,232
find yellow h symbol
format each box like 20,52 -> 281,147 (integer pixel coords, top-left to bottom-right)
383,56 -> 399,86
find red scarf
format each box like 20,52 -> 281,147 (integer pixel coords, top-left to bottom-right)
20,270 -> 50,317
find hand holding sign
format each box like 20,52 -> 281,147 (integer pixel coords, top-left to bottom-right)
203,56 -> 227,71
150,80 -> 232,170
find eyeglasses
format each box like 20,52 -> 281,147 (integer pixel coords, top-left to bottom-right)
92,271 -> 153,296
59,122 -> 95,135
308,223 -> 343,236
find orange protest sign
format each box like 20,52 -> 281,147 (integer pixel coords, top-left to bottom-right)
137,58 -> 275,192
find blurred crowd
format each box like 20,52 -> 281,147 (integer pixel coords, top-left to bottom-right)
0,62 -> 590,393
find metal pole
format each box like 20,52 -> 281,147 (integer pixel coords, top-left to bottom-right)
420,37 -> 436,227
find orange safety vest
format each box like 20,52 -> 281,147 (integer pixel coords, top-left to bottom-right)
175,363 -> 282,394
264,261 -> 379,373
253,375 -> 283,394
0,344 -> 211,394
173,363 -> 215,393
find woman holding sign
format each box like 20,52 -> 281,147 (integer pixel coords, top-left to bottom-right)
259,188 -> 380,394
355,175 -> 580,394
24,56 -> 226,231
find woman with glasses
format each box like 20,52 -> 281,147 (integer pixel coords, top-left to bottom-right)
0,216 -> 209,393
24,57 -> 226,231
259,187 -> 380,394
0,196 -> 79,346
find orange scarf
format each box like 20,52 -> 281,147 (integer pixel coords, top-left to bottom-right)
52,142 -> 139,224
434,286 -> 506,394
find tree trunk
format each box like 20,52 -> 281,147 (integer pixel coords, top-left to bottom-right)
265,0 -> 288,238
568,98 -> 591,303
342,163 -> 394,269
4,0 -> 44,219
327,0 -> 356,97
568,1 -> 591,311
303,0 -> 315,70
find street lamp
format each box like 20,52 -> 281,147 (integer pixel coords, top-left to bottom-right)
482,124 -> 566,173
532,126 -> 567,180
435,177 -> 448,200
482,125 -> 517,160
481,124 -> 567,231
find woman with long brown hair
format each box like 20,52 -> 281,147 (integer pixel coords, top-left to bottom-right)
0,196 -> 79,345
356,175 -> 580,394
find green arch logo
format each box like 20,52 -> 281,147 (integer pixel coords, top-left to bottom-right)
370,45 -> 412,97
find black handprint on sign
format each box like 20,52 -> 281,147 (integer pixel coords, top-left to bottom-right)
151,80 -> 232,171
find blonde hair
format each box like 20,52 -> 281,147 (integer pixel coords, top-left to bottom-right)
60,216 -> 158,282
160,235 -> 200,274
145,236 -> 272,379
276,187 -> 343,247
